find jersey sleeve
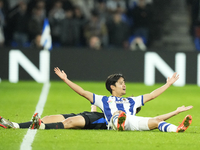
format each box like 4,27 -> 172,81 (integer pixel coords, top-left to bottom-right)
91,93 -> 104,109
130,95 -> 144,108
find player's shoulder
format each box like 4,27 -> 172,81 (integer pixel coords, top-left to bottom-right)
126,95 -> 143,101
94,93 -> 110,99
127,95 -> 143,98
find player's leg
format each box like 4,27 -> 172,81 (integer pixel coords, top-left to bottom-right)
136,117 -> 181,132
23,114 -> 65,129
33,113 -> 78,128
147,115 -> 192,133
11,114 -> 66,129
41,115 -> 65,123
0,116 -> 15,129
135,105 -> 193,132
32,112 -> 106,130
30,113 -> 68,129
146,117 -> 179,132
62,115 -> 86,129
1,113 -> 79,129
147,116 -> 192,133
127,114 -> 192,133
30,113 -> 86,129
0,116 -> 32,129
0,114 -> 66,129
62,111 -> 106,129
33,116 -> 85,129
148,105 -> 193,132
18,122 -> 32,128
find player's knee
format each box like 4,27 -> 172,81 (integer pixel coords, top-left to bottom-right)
148,118 -> 163,129
153,118 -> 163,127
153,117 -> 164,122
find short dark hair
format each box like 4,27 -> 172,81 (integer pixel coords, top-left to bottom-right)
105,74 -> 124,94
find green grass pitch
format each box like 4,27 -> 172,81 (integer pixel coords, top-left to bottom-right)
0,81 -> 200,150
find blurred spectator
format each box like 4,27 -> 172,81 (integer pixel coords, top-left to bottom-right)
45,0 -> 55,14
74,6 -> 88,46
107,11 -> 130,48
71,0 -> 95,19
89,36 -> 101,50
128,0 -> 153,8
59,9 -> 81,46
62,0 -> 74,11
186,0 -> 200,50
48,0 -> 65,43
12,1 -> 29,47
84,10 -> 108,48
36,0 -> 46,17
95,0 -> 112,24
27,0 -> 46,16
129,36 -> 146,51
106,0 -> 127,14
28,7 -> 45,41
7,0 -> 26,9
30,34 -> 43,49
0,0 -> 5,47
129,0 -> 153,45
186,0 -> 199,38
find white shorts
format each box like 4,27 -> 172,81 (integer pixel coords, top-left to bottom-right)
125,115 -> 151,131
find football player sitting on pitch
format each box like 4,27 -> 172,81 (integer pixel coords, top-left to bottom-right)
51,67 -> 193,133
1,68 -> 193,131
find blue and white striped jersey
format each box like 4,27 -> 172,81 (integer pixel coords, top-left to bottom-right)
92,94 -> 144,122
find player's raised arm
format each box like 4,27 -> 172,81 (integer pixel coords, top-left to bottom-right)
54,67 -> 93,103
154,105 -> 193,121
143,72 -> 179,104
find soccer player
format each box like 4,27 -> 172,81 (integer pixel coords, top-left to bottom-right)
54,67 -> 193,132
0,105 -> 107,130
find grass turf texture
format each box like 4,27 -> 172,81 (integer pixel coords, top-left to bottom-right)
0,81 -> 200,150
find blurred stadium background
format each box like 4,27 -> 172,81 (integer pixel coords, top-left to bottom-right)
0,0 -> 199,51
1,0 -> 200,150
1,0 -> 200,84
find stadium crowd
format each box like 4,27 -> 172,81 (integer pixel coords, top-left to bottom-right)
0,0 -> 199,50
186,0 -> 200,51
0,0 -> 156,50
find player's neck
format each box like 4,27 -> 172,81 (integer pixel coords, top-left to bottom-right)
112,93 -> 123,98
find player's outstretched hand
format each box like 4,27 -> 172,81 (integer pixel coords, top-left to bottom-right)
166,72 -> 179,85
54,67 -> 67,80
176,105 -> 193,113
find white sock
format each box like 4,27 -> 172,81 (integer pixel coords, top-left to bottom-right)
12,122 -> 20,129
158,121 -> 177,132
39,123 -> 45,129
167,124 -> 178,132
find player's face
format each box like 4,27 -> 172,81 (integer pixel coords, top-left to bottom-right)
114,77 -> 126,96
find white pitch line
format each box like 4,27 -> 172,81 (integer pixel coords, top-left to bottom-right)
20,82 -> 50,150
